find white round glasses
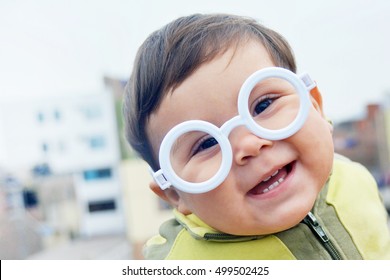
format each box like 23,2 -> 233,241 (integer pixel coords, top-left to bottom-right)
151,67 -> 316,194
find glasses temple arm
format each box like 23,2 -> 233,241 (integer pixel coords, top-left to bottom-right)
149,167 -> 171,190
299,73 -> 317,91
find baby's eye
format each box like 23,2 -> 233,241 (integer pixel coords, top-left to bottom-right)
252,94 -> 279,116
254,99 -> 273,115
253,98 -> 274,116
192,137 -> 218,155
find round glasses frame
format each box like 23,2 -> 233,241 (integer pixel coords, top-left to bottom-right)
151,67 -> 316,194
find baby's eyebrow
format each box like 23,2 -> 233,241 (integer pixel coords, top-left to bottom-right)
170,132 -> 195,155
170,136 -> 183,155
248,80 -> 273,97
170,130 -> 208,156
249,78 -> 295,96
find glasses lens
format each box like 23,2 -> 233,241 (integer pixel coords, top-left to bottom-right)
169,130 -> 223,184
247,77 -> 300,131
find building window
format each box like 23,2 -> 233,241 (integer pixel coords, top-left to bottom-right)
58,141 -> 66,152
88,199 -> 116,213
23,189 -> 39,208
41,142 -> 49,153
83,167 -> 112,181
54,109 -> 61,121
89,136 -> 106,149
81,106 -> 102,120
37,111 -> 44,123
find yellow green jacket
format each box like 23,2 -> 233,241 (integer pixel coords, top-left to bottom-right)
144,156 -> 390,259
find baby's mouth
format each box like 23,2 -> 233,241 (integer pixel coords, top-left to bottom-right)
248,161 -> 294,195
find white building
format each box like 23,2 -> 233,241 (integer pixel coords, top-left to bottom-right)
0,91 -> 125,237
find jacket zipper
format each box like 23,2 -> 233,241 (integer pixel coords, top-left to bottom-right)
204,212 -> 342,259
302,212 -> 342,260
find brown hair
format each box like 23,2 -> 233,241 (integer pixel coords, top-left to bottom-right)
123,13 -> 296,170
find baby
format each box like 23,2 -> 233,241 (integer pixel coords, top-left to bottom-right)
123,13 -> 390,259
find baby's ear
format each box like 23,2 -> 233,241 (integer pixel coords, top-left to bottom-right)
149,181 -> 180,207
309,86 -> 325,117
149,181 -> 192,215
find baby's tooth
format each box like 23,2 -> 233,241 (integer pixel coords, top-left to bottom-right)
269,181 -> 278,190
262,175 -> 285,194
263,176 -> 271,182
272,170 -> 279,177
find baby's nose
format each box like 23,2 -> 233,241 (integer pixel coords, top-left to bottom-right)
229,127 -> 273,166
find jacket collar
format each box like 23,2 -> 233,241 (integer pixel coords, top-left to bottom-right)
173,209 -> 264,242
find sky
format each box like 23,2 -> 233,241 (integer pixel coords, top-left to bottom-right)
1,0 -> 390,123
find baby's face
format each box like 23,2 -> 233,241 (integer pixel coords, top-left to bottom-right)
147,40 -> 334,235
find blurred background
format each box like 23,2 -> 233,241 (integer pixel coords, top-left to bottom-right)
0,0 -> 389,259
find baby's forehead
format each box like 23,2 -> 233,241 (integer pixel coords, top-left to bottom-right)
164,37 -> 267,92
147,41 -> 276,146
